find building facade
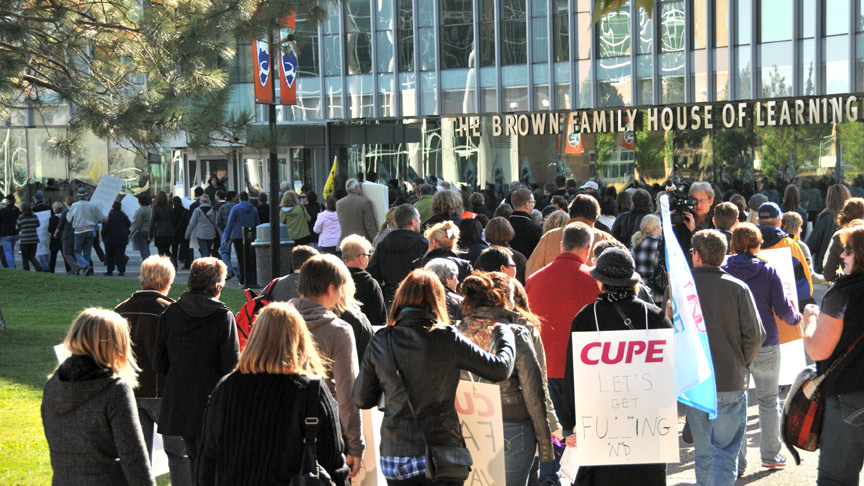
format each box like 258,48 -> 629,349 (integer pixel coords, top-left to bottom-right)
2,0 -> 864,203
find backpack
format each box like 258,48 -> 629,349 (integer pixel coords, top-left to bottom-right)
235,278 -> 279,351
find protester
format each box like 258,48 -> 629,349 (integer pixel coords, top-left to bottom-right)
153,257 -> 240,475
352,269 -> 516,486
485,217 -> 527,284
671,182 -> 716,266
781,184 -> 808,239
170,196 -> 192,269
223,191 -> 260,287
474,246 -> 518,279
471,191 -> 493,219
822,197 -> 864,282
315,195 -> 341,253
102,200 -> 131,276
256,192 -> 270,224
424,257 -> 464,322
367,204 -> 428,305
507,188 -> 543,259
42,308 -> 155,486
185,194 -> 218,259
271,245 -> 320,302
48,201 -> 70,273
0,195 -> 20,269
808,183 -> 850,273
421,220 -> 473,282
279,190 -> 313,245
712,201 -> 740,251
341,235 -> 387,327
337,178 -> 378,243
290,254 -> 364,477
204,175 -> 224,203
189,187 -> 204,213
757,202 -> 814,312
803,225 -> 864,485
688,230 -> 765,484
15,203 -> 42,271
67,187 -> 106,276
422,189 -> 464,231
630,214 -> 664,299
148,191 -> 175,261
55,196 -> 80,274
114,255 -> 191,486
542,210 -> 569,234
730,193 -> 749,222
722,223 -> 801,471
216,191 -> 237,278
458,218 -> 488,264
781,211 -> 814,272
130,195 -> 152,261
197,303 -> 350,486
332,274 -> 375,362
413,183 -> 435,223
372,207 -> 398,249
302,190 -> 322,244
458,272 -> 553,485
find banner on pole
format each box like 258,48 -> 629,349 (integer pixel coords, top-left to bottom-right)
278,13 -> 298,105
455,380 -> 506,486
322,156 -> 338,199
659,194 -> 717,418
253,39 -> 274,104
570,328 -> 679,466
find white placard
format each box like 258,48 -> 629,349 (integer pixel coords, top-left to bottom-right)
90,175 -> 124,216
121,194 -> 139,223
354,408 -> 386,486
560,446 -> 580,483
35,210 -> 51,256
361,182 -> 389,230
759,247 -> 798,311
455,380 -> 506,486
54,343 -> 70,363
181,198 -> 193,209
571,328 -> 678,466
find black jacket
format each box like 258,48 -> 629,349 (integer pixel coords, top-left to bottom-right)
102,209 -> 131,246
338,305 -> 375,362
352,309 -> 516,457
148,205 -> 175,240
611,210 -> 649,247
48,212 -> 63,252
171,206 -> 190,242
349,267 -> 387,327
422,212 -> 463,231
420,247 -> 474,282
115,290 -> 174,398
508,211 -> 542,258
56,208 -> 75,241
367,229 -> 429,304
153,291 -> 240,436
198,373 -> 349,486
0,204 -> 20,237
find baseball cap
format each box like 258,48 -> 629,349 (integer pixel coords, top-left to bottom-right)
758,202 -> 782,220
580,181 -> 599,191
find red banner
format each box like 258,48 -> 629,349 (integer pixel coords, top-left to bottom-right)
253,39 -> 274,104
278,13 -> 297,105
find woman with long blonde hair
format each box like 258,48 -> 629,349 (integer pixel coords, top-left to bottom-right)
42,308 -> 155,486
421,220 -> 474,281
198,303 -> 349,485
279,190 -> 313,245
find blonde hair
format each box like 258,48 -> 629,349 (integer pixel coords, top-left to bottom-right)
631,214 -> 661,247
340,234 -> 372,262
236,302 -> 327,376
543,211 -> 569,234
64,308 -> 137,385
280,190 -> 300,208
139,255 -> 176,291
333,270 -> 360,315
424,220 -> 460,251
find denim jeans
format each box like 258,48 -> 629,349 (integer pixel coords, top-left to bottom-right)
818,392 -> 864,486
197,238 -> 215,258
73,232 -> 94,268
1,234 -> 18,269
687,390 -> 748,486
738,345 -> 783,469
62,237 -> 79,274
219,239 -> 233,272
539,378 -> 566,484
133,232 -> 151,260
137,398 -> 192,486
504,418 -> 538,486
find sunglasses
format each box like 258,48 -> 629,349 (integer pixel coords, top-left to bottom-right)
844,246 -> 854,255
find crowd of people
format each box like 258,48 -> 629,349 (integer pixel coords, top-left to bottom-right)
25,173 -> 864,486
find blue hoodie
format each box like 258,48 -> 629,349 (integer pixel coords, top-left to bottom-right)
722,254 -> 801,346
223,201 -> 260,242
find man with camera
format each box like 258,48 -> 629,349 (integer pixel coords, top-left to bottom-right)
671,181 -> 716,267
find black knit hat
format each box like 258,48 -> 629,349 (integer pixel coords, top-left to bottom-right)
590,247 -> 640,286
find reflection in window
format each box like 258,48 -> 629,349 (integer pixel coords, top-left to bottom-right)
637,8 -> 653,54
228,43 -> 253,84
500,0 -> 527,65
661,1 -> 684,52
480,0 -> 495,67
825,0 -> 850,36
441,0 -> 474,69
296,14 -> 320,77
597,1 -> 631,58
759,42 -> 792,97
693,0 -> 707,49
716,0 -> 730,47
553,1 -> 570,61
736,46 -> 752,99
345,0 -> 372,75
398,0 -> 414,71
760,0 -> 792,42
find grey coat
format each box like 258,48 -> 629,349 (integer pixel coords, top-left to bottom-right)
185,204 -> 218,241
42,355 -> 155,486
336,193 -> 378,244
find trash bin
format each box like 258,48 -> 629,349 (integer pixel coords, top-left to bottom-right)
251,223 -> 294,287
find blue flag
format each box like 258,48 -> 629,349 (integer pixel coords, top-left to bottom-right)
660,195 -> 717,418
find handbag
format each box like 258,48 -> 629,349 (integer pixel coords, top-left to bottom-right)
289,377 -> 335,486
387,331 -> 473,482
782,330 -> 864,464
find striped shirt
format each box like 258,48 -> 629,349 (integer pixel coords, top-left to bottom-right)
16,214 -> 40,244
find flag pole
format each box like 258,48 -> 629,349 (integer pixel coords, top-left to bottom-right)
268,26 -> 280,281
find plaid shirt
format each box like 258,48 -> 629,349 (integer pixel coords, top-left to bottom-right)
380,456 -> 426,480
632,234 -> 662,278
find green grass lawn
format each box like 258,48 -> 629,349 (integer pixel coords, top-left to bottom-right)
0,268 -> 245,485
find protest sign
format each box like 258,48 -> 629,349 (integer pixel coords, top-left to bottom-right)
560,446 -> 580,483
361,182 -> 388,230
35,210 -> 51,256
455,380 -> 505,486
570,328 -> 679,466
659,195 -> 717,417
354,408 -> 386,486
121,194 -> 139,222
90,175 -> 124,216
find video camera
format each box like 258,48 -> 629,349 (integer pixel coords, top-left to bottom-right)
667,190 -> 696,225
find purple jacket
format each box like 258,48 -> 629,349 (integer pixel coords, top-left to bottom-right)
722,254 -> 801,346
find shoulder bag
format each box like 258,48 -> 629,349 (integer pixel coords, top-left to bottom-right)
289,377 -> 335,486
387,331 -> 473,482
783,330 -> 864,464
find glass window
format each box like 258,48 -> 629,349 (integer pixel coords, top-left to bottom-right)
398,0 -> 414,72
420,71 -> 439,115
553,7 -> 570,61
577,12 -> 591,59
325,76 -> 343,118
759,41 -> 792,97
736,45 -> 753,98
228,42 -> 253,84
323,35 -> 342,75
534,85 -> 550,109
737,0 -> 751,44
597,1 -> 631,58
377,31 -> 395,72
760,0 -> 792,42
661,1 -> 685,52
716,0 -> 730,47
801,38 -> 816,95
419,27 -> 436,70
345,0 -> 372,75
693,0 -> 708,49
500,0 -> 527,65
637,7 -> 653,54
533,17 -> 548,63
824,35 -> 850,94
801,0 -> 815,38
577,60 -> 592,108
400,72 -> 417,116
377,0 -> 393,29
693,49 -> 708,102
480,3 -> 495,67
296,14 -> 320,77
716,47 -> 730,99
441,0 -> 475,69
597,57 -> 631,106
825,0 -> 851,36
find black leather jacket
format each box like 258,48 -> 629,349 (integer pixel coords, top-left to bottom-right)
352,309 -> 515,457
457,307 -> 554,462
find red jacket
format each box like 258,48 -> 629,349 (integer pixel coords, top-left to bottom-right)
525,252 -> 599,379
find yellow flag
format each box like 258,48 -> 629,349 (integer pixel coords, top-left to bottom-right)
322,155 -> 338,199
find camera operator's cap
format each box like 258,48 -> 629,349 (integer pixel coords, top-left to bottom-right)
580,181 -> 599,190
590,247 -> 641,287
758,202 -> 782,220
